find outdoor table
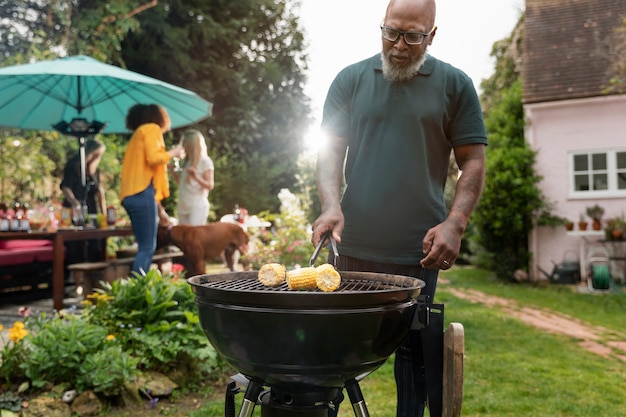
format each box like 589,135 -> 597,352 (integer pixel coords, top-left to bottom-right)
0,227 -> 134,310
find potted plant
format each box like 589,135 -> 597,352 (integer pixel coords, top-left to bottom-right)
578,213 -> 588,231
612,215 -> 625,240
605,217 -> 617,240
586,204 -> 605,230
564,219 -> 575,231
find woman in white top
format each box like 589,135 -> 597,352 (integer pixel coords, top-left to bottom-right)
172,129 -> 215,225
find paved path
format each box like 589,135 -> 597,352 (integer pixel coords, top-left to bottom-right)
446,286 -> 626,362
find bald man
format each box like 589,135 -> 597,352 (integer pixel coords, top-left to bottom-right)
312,0 -> 487,415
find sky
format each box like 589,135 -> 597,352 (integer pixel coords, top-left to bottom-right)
299,0 -> 525,146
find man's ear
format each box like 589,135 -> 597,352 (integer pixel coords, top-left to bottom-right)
428,25 -> 438,45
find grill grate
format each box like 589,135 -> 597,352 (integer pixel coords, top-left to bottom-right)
200,276 -> 416,293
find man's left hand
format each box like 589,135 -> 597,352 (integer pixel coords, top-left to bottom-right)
420,221 -> 462,270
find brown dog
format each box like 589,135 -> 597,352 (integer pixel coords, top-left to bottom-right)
157,222 -> 249,276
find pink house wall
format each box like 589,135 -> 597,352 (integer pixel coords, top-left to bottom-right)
524,94 -> 626,281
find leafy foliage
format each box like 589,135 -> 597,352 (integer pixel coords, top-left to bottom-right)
0,270 -> 218,400
0,322 -> 30,386
242,188 -> 321,269
472,27 -> 556,279
471,81 -> 531,277
22,313 -> 139,393
79,344 -> 139,396
120,0 -> 312,216
0,130 -> 58,203
82,270 -> 216,373
0,0 -> 312,220
0,0 -> 141,63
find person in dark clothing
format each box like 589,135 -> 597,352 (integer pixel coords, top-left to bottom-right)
60,138 -> 107,267
311,0 -> 487,415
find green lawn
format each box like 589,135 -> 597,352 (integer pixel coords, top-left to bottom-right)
192,267 -> 626,417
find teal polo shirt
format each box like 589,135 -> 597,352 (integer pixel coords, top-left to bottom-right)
321,53 -> 487,265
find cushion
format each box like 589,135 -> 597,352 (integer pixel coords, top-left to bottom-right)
0,239 -> 52,250
0,249 -> 37,266
0,247 -> 55,266
34,246 -> 58,262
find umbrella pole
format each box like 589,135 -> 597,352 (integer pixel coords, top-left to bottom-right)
79,136 -> 86,188
78,136 -> 88,225
53,118 -> 107,226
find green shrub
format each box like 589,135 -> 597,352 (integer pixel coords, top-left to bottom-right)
83,269 -> 217,375
0,321 -> 30,385
0,269 -> 218,401
78,345 -> 139,396
22,313 -> 138,393
84,270 -> 184,328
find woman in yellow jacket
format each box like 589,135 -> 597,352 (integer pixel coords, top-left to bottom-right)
120,104 -> 182,275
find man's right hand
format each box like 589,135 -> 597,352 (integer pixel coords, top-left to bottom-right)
311,207 -> 344,247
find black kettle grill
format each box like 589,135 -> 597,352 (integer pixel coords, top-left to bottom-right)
188,271 -> 456,417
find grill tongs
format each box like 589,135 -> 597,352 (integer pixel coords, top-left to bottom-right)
309,230 -> 339,267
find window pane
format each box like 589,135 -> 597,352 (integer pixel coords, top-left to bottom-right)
617,152 -> 626,169
618,173 -> 626,190
592,174 -> 608,190
573,154 -> 588,171
591,153 -> 607,170
574,174 -> 589,191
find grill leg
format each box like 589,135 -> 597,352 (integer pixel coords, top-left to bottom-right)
225,381 -> 240,417
345,379 -> 370,417
238,380 -> 262,417
421,303 -> 444,417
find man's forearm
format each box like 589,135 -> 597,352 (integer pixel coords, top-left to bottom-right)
448,158 -> 485,233
316,136 -> 347,211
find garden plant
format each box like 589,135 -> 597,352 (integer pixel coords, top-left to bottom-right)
0,269 -> 223,413
0,190 -> 320,414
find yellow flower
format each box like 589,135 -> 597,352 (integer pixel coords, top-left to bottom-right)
106,334 -> 115,341
0,324 -> 3,332
87,293 -> 114,303
8,321 -> 28,343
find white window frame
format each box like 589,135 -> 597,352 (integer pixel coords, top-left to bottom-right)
569,148 -> 626,199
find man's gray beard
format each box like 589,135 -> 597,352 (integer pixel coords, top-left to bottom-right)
381,51 -> 426,82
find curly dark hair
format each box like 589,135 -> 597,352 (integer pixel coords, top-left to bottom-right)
125,104 -> 171,131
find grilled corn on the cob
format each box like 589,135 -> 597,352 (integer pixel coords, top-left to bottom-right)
286,267 -> 318,290
258,263 -> 287,287
315,263 -> 341,292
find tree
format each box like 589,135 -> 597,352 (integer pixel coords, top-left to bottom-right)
0,0 -> 312,219
120,0 -> 311,216
0,0 -> 145,63
0,0 -> 156,207
470,16 -> 555,280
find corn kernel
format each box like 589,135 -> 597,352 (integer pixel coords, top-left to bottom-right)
258,263 -> 287,287
286,267 -> 318,290
315,263 -> 341,292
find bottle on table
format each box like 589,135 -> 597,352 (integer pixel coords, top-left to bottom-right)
0,203 -> 9,232
19,202 -> 30,231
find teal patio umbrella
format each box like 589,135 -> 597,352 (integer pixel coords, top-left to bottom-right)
0,55 -> 213,187
0,55 -> 212,134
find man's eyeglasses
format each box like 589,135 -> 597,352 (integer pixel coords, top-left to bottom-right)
380,25 -> 436,45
